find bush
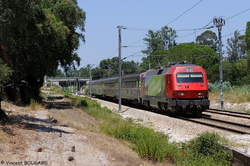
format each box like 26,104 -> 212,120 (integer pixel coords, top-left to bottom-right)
209,81 -> 232,91
100,119 -> 173,162
180,132 -> 232,166
29,99 -> 40,110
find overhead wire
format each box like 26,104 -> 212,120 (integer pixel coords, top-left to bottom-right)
111,4 -> 250,62
175,7 -> 250,41
222,29 -> 246,38
122,50 -> 147,60
225,8 -> 250,20
166,0 -> 203,26
122,5 -> 250,42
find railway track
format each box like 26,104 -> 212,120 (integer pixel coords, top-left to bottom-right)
178,108 -> 250,135
205,108 -> 250,119
91,97 -> 250,135
178,116 -> 250,135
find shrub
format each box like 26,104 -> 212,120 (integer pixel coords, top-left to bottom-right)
29,99 -> 40,110
100,119 -> 173,162
181,132 -> 232,166
75,97 -> 88,107
209,81 -> 232,92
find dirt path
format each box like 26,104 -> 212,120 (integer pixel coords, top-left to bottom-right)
23,110 -> 109,166
0,104 -> 109,166
0,98 -> 160,166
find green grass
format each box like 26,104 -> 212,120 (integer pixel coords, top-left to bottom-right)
55,88 -> 232,165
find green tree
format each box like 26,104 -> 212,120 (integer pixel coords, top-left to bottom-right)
243,22 -> 250,83
196,30 -> 218,51
140,26 -> 177,71
0,60 -> 12,86
99,57 -> 119,77
122,60 -> 139,75
0,0 -> 86,100
98,57 -> 139,78
142,25 -> 177,55
226,30 -> 246,63
223,59 -> 248,85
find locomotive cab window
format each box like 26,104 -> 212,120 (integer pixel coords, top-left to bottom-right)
176,72 -> 204,83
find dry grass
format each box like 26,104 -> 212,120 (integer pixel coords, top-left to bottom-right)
29,99 -> 43,110
48,108 -> 100,132
209,89 -> 250,104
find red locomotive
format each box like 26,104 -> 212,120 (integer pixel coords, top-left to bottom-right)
91,62 -> 210,115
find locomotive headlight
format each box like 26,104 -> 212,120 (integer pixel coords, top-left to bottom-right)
178,92 -> 185,96
197,92 -> 204,96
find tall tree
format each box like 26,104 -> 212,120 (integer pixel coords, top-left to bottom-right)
245,22 -> 250,67
243,22 -> 250,83
0,0 -> 86,100
99,57 -> 119,77
140,26 -> 177,71
226,30 -> 246,63
142,26 -> 177,55
99,57 -> 139,78
196,30 -> 218,51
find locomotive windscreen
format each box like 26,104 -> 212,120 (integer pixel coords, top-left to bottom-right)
176,72 -> 204,83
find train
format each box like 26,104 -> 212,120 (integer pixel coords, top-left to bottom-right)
90,62 -> 210,115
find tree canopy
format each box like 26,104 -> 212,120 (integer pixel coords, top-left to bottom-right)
196,30 -> 218,51
226,30 -> 246,63
142,25 -> 177,55
0,0 -> 86,100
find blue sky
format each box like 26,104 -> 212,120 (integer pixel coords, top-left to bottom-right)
76,0 -> 250,68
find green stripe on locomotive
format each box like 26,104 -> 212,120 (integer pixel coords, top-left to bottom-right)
145,75 -> 165,96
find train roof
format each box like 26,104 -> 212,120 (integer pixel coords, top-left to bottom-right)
91,76 -> 118,83
144,68 -> 169,76
144,64 -> 201,76
91,72 -> 143,83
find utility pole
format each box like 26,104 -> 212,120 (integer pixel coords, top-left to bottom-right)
213,17 -> 225,110
88,64 -> 95,99
117,25 -> 125,112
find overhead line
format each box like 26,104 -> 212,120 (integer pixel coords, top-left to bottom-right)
125,39 -> 144,47
175,7 -> 250,41
226,8 -> 250,20
167,0 -> 203,26
222,29 -> 246,38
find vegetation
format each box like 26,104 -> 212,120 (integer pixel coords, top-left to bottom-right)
58,90 -> 231,165
209,84 -> 250,105
0,0 -> 86,101
28,99 -> 41,110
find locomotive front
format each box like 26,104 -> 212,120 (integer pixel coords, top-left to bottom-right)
166,64 -> 210,114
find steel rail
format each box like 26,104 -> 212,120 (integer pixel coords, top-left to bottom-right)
207,108 -> 250,115
200,116 -> 250,128
177,116 -> 250,135
205,109 -> 250,119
